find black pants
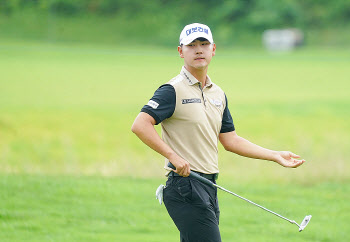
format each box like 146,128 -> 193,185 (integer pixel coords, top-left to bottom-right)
163,175 -> 221,242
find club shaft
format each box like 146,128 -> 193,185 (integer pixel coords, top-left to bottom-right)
166,163 -> 299,227
214,184 -> 295,224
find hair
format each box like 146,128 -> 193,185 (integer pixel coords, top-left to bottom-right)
196,37 -> 209,42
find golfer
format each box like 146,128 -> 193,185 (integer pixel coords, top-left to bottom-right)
131,23 -> 305,242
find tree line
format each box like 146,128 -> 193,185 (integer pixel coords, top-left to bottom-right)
1,0 -> 350,30
1,0 -> 349,47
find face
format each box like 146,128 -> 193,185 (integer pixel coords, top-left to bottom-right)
178,39 -> 216,71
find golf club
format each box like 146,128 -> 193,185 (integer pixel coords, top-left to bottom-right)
168,162 -> 312,232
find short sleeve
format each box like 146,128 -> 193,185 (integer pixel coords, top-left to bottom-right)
140,84 -> 176,125
220,94 -> 235,133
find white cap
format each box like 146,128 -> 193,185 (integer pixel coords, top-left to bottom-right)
179,23 -> 214,46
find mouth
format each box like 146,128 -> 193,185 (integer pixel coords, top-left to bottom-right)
195,57 -> 205,61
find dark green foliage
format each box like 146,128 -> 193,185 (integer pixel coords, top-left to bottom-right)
0,0 -> 349,46
1,0 -> 350,27
48,0 -> 83,15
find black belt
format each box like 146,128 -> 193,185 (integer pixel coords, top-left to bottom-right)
169,170 -> 218,181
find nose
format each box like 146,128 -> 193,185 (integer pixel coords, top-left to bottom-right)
195,45 -> 203,54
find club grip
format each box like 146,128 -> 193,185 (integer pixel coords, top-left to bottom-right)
167,162 -> 214,187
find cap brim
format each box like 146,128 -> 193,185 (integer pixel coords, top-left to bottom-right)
180,32 -> 213,45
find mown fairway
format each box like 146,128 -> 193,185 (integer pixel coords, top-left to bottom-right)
0,39 -> 349,241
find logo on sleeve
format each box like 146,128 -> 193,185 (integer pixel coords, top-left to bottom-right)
182,98 -> 201,104
147,100 -> 159,109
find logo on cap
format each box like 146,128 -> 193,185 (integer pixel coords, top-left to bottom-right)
186,27 -> 209,36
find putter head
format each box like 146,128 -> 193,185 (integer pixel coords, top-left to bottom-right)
299,215 -> 312,232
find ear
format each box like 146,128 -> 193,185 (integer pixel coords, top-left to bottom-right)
212,43 -> 216,57
178,45 -> 184,58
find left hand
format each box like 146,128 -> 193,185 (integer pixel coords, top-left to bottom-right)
274,151 -> 306,168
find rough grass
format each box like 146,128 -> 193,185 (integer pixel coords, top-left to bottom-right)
0,175 -> 349,241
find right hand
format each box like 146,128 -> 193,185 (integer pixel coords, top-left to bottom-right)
169,155 -> 191,177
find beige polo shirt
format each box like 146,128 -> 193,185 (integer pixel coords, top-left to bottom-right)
141,66 -> 235,174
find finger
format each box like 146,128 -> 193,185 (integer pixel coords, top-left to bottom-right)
174,167 -> 183,175
183,172 -> 190,177
187,163 -> 191,174
176,167 -> 184,176
182,164 -> 191,177
290,152 -> 300,158
174,163 -> 185,175
290,159 -> 305,168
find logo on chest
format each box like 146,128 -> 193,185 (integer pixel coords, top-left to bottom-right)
182,98 -> 201,104
209,98 -> 222,108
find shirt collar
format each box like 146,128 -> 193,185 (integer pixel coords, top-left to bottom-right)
180,66 -> 213,88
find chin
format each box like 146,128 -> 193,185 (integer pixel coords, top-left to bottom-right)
193,63 -> 208,69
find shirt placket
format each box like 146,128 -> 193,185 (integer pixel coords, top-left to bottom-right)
198,83 -> 207,108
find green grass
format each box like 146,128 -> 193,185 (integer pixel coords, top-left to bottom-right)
0,175 -> 349,241
0,39 -> 349,181
0,39 -> 349,240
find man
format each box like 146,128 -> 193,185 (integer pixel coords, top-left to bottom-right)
131,23 -> 305,242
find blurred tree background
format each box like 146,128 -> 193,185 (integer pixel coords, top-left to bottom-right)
1,0 -> 350,47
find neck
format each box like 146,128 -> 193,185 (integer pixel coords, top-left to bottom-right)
184,65 -> 208,87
